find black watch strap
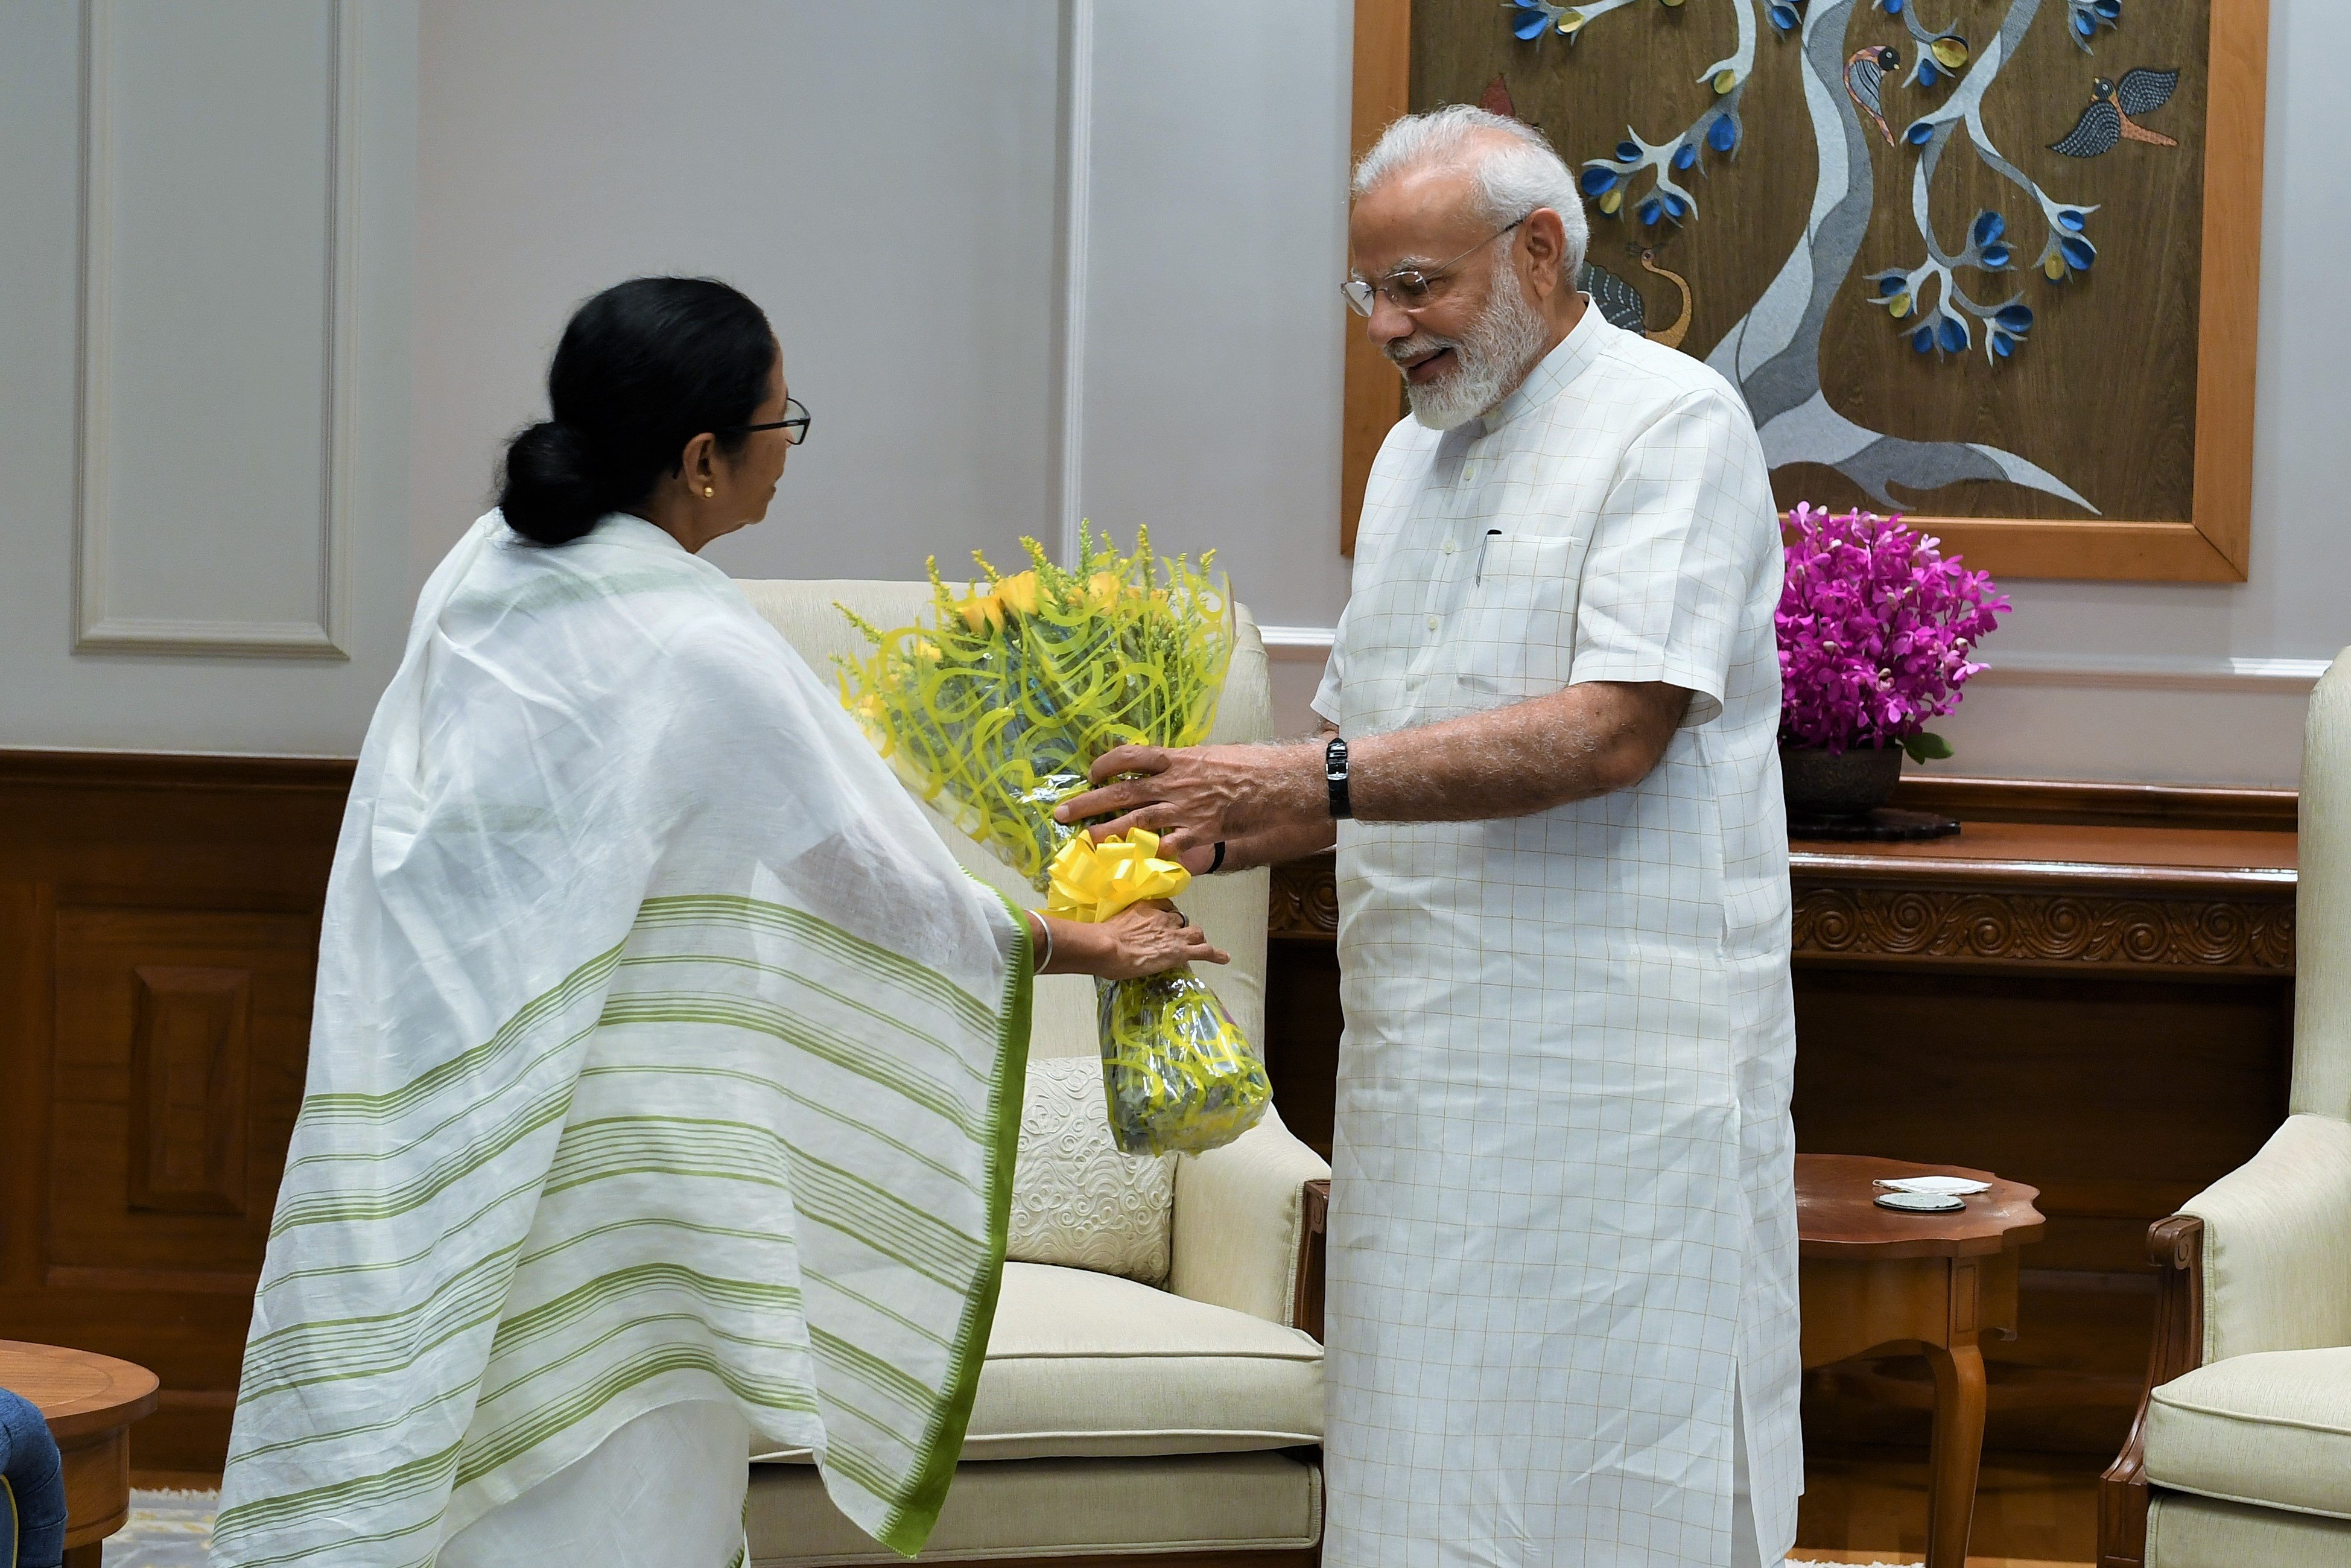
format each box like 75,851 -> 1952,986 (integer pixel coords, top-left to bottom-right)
1324,735 -> 1352,821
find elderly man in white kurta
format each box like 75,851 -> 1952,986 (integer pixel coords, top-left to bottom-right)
1058,106 -> 1800,1567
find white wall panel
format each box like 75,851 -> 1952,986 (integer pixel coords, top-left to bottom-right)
0,0 -> 415,754
1077,0 -> 1355,635
408,0 -> 1064,591
75,0 -> 357,656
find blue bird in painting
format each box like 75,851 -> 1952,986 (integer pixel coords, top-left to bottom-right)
2049,68 -> 2180,157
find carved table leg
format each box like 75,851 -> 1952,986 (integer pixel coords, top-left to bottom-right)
1922,1339 -> 1988,1568
65,1546 -> 104,1568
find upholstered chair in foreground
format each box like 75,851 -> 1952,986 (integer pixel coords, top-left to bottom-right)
2099,649 -> 2351,1567
735,580 -> 1333,1568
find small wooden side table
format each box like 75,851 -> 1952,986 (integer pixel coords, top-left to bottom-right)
1797,1154 -> 2046,1568
0,1339 -> 160,1567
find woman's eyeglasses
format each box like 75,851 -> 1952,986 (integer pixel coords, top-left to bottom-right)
720,396 -> 811,445
1343,215 -> 1529,317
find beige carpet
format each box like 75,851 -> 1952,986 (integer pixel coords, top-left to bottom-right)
102,1489 -> 215,1566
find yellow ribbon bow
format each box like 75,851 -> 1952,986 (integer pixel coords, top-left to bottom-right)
1045,828 -> 1191,924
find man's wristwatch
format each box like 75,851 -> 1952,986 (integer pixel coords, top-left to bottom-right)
1324,735 -> 1352,820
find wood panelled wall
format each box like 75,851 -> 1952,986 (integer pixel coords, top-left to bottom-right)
0,752 -> 353,1473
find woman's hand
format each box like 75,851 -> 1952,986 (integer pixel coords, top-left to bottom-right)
1038,902 -> 1228,980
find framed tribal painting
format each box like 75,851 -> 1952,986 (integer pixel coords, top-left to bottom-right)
1342,0 -> 2269,580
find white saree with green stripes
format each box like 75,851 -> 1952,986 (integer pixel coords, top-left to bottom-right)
212,513 -> 1032,1567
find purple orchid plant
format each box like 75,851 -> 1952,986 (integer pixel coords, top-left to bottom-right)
1777,504 -> 2010,761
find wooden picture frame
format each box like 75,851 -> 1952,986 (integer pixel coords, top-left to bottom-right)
1341,0 -> 2268,582
1341,0 -> 1412,557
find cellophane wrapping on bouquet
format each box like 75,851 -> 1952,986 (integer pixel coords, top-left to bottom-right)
836,527 -> 1271,1157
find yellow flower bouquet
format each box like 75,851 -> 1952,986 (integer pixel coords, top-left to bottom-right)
837,527 -> 1272,1156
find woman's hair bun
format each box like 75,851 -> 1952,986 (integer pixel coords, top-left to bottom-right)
498,419 -> 608,546
491,278 -> 776,549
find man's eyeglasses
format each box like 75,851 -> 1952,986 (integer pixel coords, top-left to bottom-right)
720,396 -> 811,445
1343,215 -> 1529,317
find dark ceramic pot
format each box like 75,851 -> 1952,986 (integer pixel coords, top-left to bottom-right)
1780,743 -> 1903,821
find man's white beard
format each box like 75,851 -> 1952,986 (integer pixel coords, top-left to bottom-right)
1391,268 -> 1551,431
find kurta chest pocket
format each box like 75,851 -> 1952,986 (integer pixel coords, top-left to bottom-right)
1442,533 -> 1582,702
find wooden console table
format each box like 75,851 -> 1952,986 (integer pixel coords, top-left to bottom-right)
1263,777 -> 2297,1459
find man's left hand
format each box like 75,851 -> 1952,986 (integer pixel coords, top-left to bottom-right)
1055,741 -> 1321,859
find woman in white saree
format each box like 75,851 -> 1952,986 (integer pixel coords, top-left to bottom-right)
210,278 -> 1220,1568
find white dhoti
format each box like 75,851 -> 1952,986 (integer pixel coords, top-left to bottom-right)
1314,309 -> 1802,1567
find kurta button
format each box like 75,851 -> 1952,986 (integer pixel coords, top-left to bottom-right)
1442,539 -> 1456,554
1427,615 -> 1440,630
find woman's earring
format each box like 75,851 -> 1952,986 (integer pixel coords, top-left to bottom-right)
703,485 -> 715,498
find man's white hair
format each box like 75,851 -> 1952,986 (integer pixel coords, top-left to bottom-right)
1353,105 -> 1589,281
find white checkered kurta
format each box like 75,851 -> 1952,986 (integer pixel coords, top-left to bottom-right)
1312,308 -> 1801,1567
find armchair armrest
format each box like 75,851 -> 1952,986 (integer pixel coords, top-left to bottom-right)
2181,1112 -> 2351,1362
1167,1107 -> 1333,1329
2098,1216 -> 2204,1568
2098,1112 -> 2351,1567
1295,1179 -> 1330,1343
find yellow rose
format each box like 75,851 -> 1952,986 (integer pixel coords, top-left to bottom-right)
1085,572 -> 1123,611
996,570 -> 1041,616
957,593 -> 1005,632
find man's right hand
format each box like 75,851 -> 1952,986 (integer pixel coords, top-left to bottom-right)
1053,741 -> 1327,861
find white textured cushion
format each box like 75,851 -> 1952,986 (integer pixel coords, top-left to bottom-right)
1007,1055 -> 1174,1284
749,1450 -> 1321,1565
2146,1347 -> 2351,1520
2147,1491 -> 2351,1568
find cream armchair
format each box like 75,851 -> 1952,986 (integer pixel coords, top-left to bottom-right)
736,580 -> 1333,1568
2101,649 -> 2351,1568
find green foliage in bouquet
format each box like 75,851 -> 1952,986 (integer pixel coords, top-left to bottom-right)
837,525 -> 1233,886
836,526 -> 1271,1157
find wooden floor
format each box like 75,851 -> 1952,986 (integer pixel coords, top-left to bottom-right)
1794,1447 -> 2099,1567
131,1470 -> 224,1491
